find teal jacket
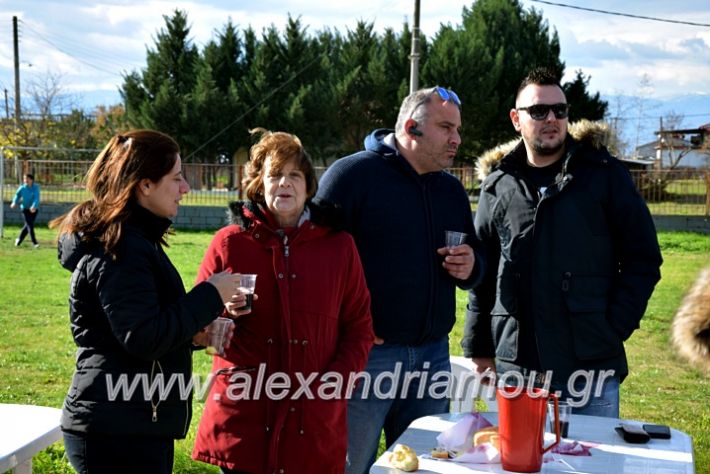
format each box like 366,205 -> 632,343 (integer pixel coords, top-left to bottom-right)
12,183 -> 40,210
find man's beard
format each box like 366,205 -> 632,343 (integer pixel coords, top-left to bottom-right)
533,138 -> 564,156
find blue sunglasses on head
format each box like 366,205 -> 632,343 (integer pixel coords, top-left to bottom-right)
434,86 -> 461,107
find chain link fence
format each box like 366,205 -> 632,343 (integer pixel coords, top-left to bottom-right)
2,154 -> 709,215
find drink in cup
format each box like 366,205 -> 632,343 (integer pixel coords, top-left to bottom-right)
549,399 -> 572,438
445,230 -> 467,248
238,274 -> 257,310
205,317 -> 233,356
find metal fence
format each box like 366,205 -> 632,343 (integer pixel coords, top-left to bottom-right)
2,158 -> 709,215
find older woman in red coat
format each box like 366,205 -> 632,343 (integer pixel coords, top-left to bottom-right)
192,129 -> 374,474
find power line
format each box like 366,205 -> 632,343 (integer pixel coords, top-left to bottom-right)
18,21 -> 140,71
530,0 -> 710,27
18,20 -> 126,76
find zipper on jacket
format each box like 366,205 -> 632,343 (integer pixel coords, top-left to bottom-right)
150,360 -> 163,422
420,178 -> 436,343
298,339 -> 308,435
265,338 -> 275,433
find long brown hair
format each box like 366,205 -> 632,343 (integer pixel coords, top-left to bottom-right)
50,129 -> 180,257
243,128 -> 317,205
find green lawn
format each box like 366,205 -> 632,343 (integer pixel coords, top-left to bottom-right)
1,225 -> 708,473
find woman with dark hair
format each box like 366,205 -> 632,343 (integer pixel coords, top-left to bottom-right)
192,129 -> 373,474
50,130 -> 242,474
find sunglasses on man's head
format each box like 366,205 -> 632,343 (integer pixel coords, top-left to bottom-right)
517,103 -> 569,120
435,86 -> 461,107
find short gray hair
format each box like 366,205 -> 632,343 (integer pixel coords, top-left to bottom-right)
394,87 -> 439,134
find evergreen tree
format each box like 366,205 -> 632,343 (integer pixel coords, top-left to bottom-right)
563,70 -> 607,122
113,5 -> 608,168
280,16 -> 322,137
120,10 -> 199,156
195,21 -> 248,167
369,27 -> 410,130
308,29 -> 345,164
239,25 -> 288,131
424,0 -> 564,158
203,20 -> 243,94
333,21 -> 380,153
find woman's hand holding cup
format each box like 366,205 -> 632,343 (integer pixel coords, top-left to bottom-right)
206,272 -> 258,318
225,289 -> 258,318
206,271 -> 241,304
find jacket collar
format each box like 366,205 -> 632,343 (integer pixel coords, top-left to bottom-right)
125,204 -> 172,243
476,119 -> 611,181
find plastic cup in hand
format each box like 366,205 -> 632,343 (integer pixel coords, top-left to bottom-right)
549,399 -> 572,438
445,230 -> 467,248
238,274 -> 257,310
205,317 -> 232,356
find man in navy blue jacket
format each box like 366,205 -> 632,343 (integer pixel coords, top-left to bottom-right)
316,86 -> 485,474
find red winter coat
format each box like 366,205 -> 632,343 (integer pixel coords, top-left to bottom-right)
192,203 -> 373,474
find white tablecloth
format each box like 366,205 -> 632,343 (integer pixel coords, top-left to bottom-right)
371,412 -> 695,473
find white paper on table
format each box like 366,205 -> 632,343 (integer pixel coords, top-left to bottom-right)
433,412 -> 500,464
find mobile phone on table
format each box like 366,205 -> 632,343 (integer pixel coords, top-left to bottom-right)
643,424 -> 671,439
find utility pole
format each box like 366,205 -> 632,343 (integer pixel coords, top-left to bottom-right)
409,0 -> 421,94
13,16 -> 21,129
4,89 -> 9,119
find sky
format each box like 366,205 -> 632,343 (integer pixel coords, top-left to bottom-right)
1,0 -> 709,130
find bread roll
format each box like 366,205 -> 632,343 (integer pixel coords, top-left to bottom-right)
389,443 -> 419,471
473,426 -> 500,449
430,447 -> 449,459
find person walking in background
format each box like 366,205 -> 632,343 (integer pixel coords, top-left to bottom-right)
315,86 -> 485,474
462,67 -> 663,417
50,130 -> 241,474
10,173 -> 41,248
192,129 -> 373,474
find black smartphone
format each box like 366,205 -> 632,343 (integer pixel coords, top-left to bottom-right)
615,423 -> 651,443
643,424 -> 672,439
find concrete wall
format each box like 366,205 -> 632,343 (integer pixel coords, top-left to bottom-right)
3,203 -> 710,234
652,215 -> 710,234
2,203 -> 232,231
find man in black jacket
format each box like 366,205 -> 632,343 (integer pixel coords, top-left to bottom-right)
316,86 -> 484,474
463,68 -> 662,417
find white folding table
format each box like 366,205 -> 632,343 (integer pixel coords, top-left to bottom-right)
371,411 -> 695,473
0,404 -> 63,474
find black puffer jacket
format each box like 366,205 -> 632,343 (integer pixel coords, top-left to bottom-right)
462,121 -> 662,383
58,205 -> 224,437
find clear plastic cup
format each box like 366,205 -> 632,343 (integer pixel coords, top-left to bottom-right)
238,274 -> 257,310
548,399 -> 573,438
205,317 -> 233,355
445,230 -> 467,248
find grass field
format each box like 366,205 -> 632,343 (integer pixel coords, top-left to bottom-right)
1,225 -> 708,473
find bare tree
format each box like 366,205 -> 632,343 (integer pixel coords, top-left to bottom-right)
631,74 -> 655,155
25,70 -> 78,119
605,94 -> 633,157
658,111 -> 693,169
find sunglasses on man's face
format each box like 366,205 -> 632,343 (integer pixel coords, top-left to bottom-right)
517,103 -> 569,120
435,86 -> 461,107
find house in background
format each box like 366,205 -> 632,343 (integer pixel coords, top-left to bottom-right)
634,123 -> 710,169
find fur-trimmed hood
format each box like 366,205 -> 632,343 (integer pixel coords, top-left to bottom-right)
672,266 -> 710,373
475,119 -> 612,181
